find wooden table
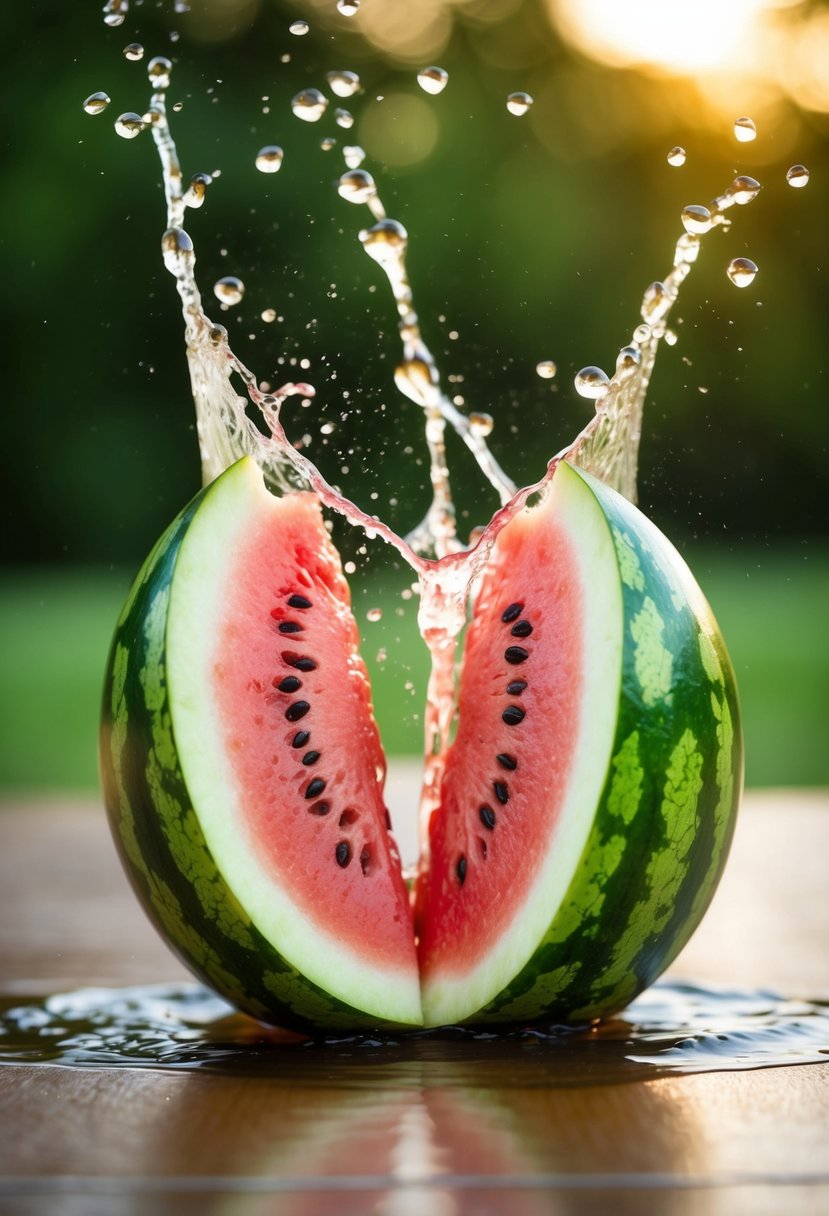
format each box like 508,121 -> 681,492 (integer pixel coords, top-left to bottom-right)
1,781 -> 828,1215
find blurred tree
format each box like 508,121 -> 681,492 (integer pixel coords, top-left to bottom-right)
1,0 -> 827,566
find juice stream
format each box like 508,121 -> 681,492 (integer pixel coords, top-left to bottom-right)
141,56 -> 759,858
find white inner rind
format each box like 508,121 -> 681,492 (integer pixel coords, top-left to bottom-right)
421,462 -> 624,1026
166,458 -> 423,1026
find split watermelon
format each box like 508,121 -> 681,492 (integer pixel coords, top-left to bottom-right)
100,456 -> 741,1030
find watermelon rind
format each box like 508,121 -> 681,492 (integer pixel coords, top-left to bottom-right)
420,461 -> 742,1027
101,458 -> 423,1031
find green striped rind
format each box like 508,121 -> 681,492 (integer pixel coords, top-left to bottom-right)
478,465 -> 742,1024
99,479 -> 400,1034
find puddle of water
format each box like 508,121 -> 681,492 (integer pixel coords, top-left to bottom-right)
0,978 -> 826,1085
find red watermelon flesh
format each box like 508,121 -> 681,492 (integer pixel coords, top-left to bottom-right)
415,495 -> 583,980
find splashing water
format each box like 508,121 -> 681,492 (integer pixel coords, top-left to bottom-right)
1,979 -> 826,1078
111,49 -> 764,855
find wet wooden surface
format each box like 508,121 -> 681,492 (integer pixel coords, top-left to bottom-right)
1,782 -> 828,1215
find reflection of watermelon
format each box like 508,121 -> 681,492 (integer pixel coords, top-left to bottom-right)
101,457 -> 741,1030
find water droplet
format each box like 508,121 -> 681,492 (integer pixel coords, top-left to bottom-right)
417,66 -> 449,96
291,89 -> 328,123
727,257 -> 758,288
261,308 -> 277,323
366,607 -> 383,622
733,116 -> 756,143
320,137 -> 337,152
183,172 -> 212,209
667,145 -> 686,167
83,92 -> 111,115
681,204 -> 713,235
114,112 -> 146,139
574,366 -> 610,399
102,0 -> 128,27
786,164 -> 810,189
289,19 -> 309,35
338,168 -> 376,205
123,42 -> 144,61
728,175 -> 761,205
343,144 -> 366,169
616,346 -> 641,378
359,219 -> 408,264
506,92 -> 533,116
213,276 -> 245,306
255,145 -> 284,173
327,70 -> 361,99
335,108 -> 354,129
172,101 -> 184,113
147,56 -> 173,90
468,412 -> 494,437
535,360 -> 557,380
336,0 -> 360,14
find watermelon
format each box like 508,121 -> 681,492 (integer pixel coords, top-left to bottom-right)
100,456 -> 741,1031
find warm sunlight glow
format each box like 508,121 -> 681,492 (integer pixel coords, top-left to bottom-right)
548,0 -> 772,75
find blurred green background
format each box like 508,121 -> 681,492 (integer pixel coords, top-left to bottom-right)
1,0 -> 827,791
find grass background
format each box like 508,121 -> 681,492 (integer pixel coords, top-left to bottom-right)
1,548 -> 826,792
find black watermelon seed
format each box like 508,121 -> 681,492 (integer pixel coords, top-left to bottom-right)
291,730 -> 310,748
501,602 -> 524,623
339,808 -> 359,827
336,841 -> 352,868
308,801 -> 329,816
278,621 -> 303,634
282,653 -> 318,672
456,856 -> 467,885
502,705 -> 526,726
504,646 -> 529,665
277,676 -> 302,693
510,619 -> 533,639
302,750 -> 320,766
305,777 -> 326,799
285,701 -> 310,722
360,845 -> 372,875
288,594 -> 313,610
506,680 -> 527,696
493,781 -> 509,805
496,753 -> 517,771
479,804 -> 497,830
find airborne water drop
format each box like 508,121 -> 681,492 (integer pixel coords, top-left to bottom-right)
291,89 -> 328,123
667,146 -> 686,167
733,116 -> 757,143
417,66 -> 449,96
506,92 -> 533,116
83,92 -> 111,115
213,276 -> 245,306
255,145 -> 284,173
726,257 -> 758,288
786,164 -> 810,189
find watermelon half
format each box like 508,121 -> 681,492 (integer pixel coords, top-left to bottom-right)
101,456 -> 742,1030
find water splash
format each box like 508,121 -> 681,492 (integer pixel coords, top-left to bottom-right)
0,979 -> 825,1079
121,51 -> 763,864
